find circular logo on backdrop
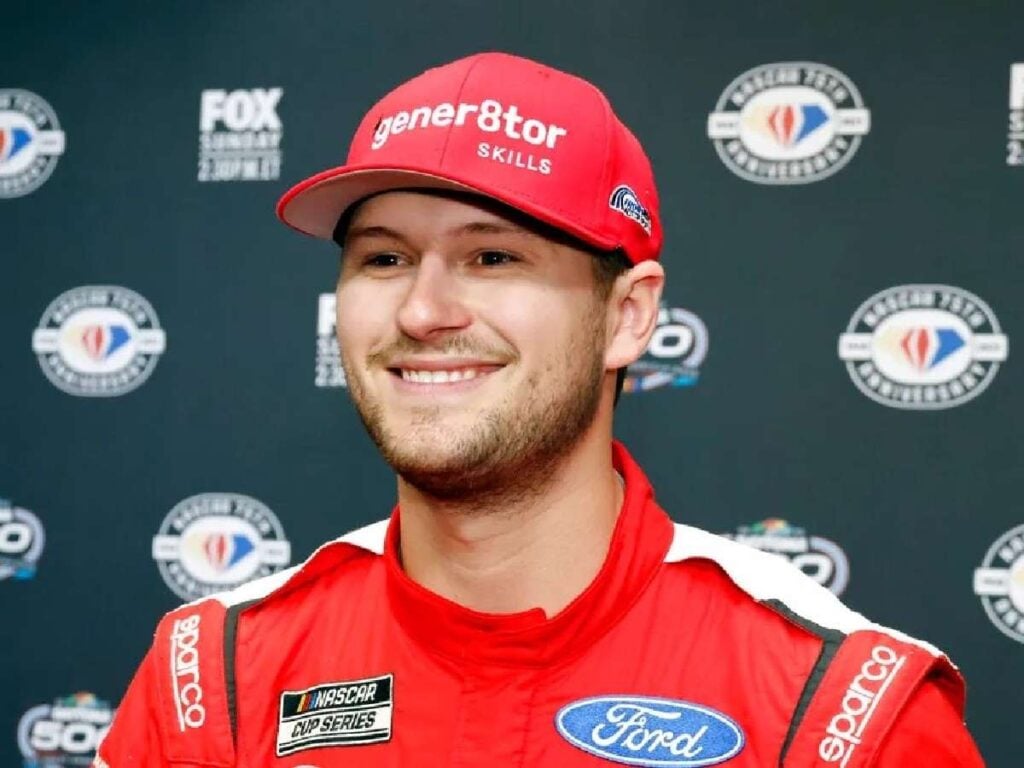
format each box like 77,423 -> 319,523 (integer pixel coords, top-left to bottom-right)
0,89 -> 66,198
723,519 -> 850,596
624,304 -> 708,393
973,524 -> 1024,644
0,498 -> 45,581
18,692 -> 113,766
707,62 -> 870,184
837,285 -> 1008,410
32,286 -> 167,397
152,493 -> 292,601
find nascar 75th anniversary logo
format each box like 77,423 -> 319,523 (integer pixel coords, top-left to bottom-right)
277,674 -> 394,756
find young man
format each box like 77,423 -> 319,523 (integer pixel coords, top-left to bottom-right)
95,53 -> 983,767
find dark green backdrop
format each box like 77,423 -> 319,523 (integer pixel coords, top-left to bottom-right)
3,1 -> 1021,765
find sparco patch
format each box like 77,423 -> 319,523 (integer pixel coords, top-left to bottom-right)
277,674 -> 394,756
818,646 -> 905,764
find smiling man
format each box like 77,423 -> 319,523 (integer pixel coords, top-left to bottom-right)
95,53 -> 983,767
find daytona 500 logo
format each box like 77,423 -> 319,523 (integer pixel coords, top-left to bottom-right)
18,693 -> 112,766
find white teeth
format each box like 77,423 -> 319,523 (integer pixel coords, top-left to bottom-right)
400,368 -> 482,384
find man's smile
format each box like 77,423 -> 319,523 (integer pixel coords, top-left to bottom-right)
384,359 -> 507,390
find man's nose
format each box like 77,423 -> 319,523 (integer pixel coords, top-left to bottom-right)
396,256 -> 472,340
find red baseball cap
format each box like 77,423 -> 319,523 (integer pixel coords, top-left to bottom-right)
276,52 -> 662,263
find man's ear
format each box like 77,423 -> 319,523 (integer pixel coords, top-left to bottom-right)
604,260 -> 665,370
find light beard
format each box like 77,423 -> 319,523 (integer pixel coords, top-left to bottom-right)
342,313 -> 607,512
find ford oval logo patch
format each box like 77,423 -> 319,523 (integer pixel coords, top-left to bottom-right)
555,695 -> 744,766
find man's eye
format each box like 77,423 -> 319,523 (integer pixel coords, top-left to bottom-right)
477,250 -> 517,266
363,253 -> 402,267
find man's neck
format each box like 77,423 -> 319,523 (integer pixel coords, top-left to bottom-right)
395,427 -> 623,617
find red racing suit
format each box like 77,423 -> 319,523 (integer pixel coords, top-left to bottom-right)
95,443 -> 984,767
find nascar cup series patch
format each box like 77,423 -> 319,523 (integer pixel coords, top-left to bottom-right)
555,695 -> 744,766
707,62 -> 869,184
277,674 -> 394,756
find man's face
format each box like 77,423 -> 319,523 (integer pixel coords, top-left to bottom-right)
335,191 -> 612,501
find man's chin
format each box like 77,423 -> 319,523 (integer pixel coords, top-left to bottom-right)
387,450 -> 496,500
372,425 -> 509,495
384,442 -> 456,471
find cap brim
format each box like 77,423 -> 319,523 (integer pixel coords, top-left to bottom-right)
277,166 -> 494,240
276,164 -> 620,255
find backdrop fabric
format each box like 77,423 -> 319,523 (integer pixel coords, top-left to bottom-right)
2,2 -> 1021,765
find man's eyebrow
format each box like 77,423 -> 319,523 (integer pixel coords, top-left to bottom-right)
344,220 -> 536,245
447,221 -> 536,238
344,224 -> 408,243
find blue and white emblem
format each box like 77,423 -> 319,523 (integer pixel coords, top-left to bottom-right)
608,185 -> 652,235
32,285 -> 166,397
0,89 -> 66,198
556,695 -> 744,766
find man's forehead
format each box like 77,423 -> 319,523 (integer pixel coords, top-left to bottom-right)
346,190 -> 536,239
337,190 -> 612,257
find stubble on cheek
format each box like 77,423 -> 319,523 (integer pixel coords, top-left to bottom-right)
339,297 -> 609,508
